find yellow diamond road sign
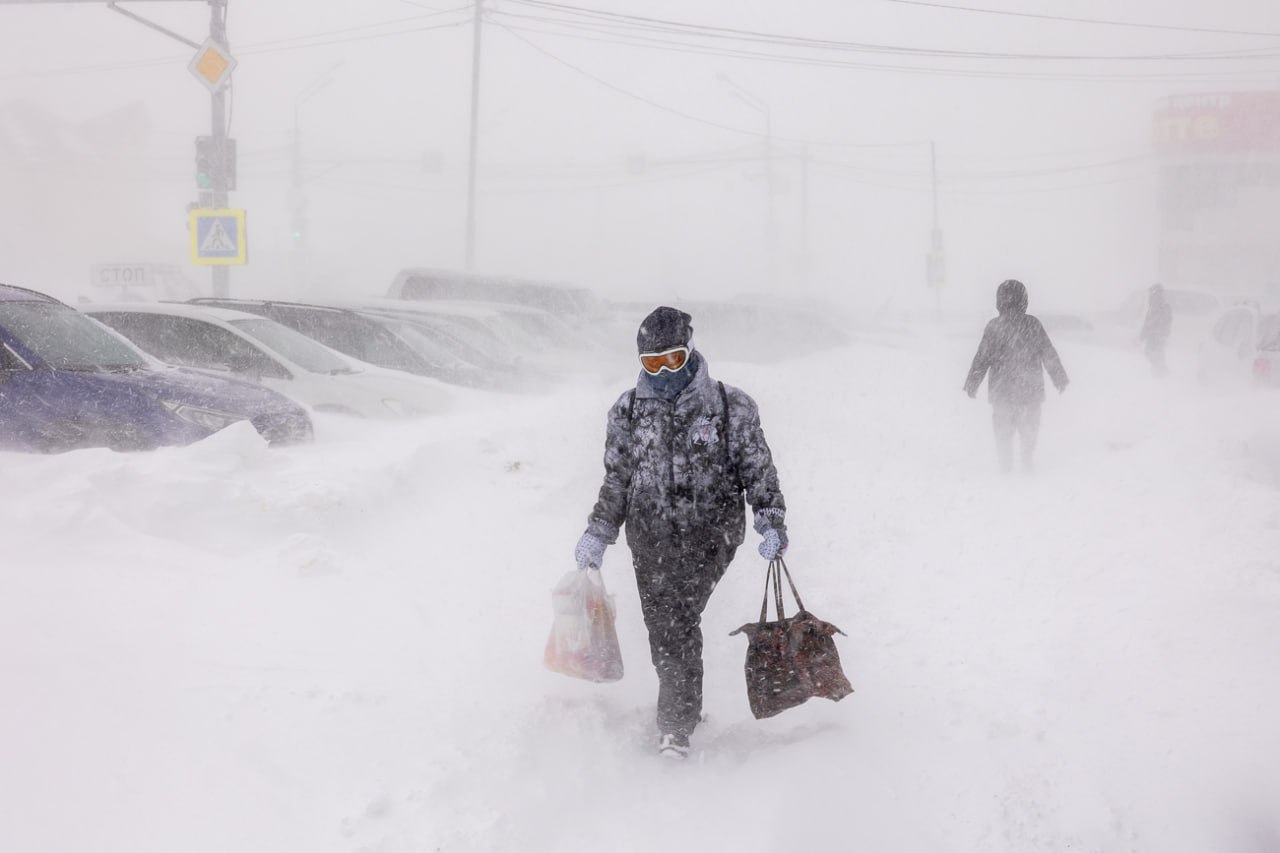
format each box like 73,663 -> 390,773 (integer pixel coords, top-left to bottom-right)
188,38 -> 237,93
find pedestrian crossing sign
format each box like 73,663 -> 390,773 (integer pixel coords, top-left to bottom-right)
189,208 -> 247,265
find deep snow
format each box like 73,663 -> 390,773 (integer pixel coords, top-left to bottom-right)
3,324 -> 1279,853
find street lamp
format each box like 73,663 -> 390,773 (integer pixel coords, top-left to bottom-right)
291,61 -> 342,276
717,72 -> 777,290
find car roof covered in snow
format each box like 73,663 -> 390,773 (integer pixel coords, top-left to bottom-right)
0,283 -> 62,303
82,301 -> 271,325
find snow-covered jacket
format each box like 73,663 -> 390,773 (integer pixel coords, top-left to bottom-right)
1140,295 -> 1172,347
585,355 -> 785,554
964,280 -> 1069,404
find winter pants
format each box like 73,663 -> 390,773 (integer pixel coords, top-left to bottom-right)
632,535 -> 737,738
1145,343 -> 1168,377
992,401 -> 1041,472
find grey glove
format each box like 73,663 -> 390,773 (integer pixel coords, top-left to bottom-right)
574,532 -> 607,570
758,527 -> 788,560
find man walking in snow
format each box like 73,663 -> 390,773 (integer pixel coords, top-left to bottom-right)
1139,283 -> 1172,377
574,306 -> 788,760
964,279 -> 1069,472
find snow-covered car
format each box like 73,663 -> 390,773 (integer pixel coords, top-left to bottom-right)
352,297 -> 554,357
1197,303 -> 1280,388
85,302 -> 452,418
0,284 -> 312,452
185,298 -> 512,390
1250,334 -> 1280,388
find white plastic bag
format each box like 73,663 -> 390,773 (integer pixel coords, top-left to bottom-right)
543,569 -> 624,682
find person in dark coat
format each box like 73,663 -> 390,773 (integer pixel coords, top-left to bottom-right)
964,279 -> 1069,472
1139,283 -> 1172,377
574,306 -> 788,759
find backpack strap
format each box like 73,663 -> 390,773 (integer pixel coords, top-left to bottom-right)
718,381 -> 741,492
626,388 -> 637,421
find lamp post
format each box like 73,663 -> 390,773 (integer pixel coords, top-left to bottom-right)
716,72 -> 777,291
291,61 -> 342,288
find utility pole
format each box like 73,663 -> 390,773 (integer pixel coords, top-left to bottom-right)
764,108 -> 777,291
800,144 -> 810,291
291,62 -> 341,289
928,139 -> 944,305
464,0 -> 483,272
0,0 -> 231,293
716,73 -> 777,291
208,0 -> 229,297
930,140 -> 939,238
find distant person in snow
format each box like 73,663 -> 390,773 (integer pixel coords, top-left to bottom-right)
574,305 -> 788,760
964,279 -> 1069,472
1139,283 -> 1172,377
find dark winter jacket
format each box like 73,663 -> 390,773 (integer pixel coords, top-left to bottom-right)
1140,292 -> 1172,348
964,279 -> 1069,404
585,354 -> 785,555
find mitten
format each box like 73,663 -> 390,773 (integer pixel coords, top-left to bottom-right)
758,527 -> 789,560
574,532 -> 607,570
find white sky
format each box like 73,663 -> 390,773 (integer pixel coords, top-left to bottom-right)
3,1 -> 1280,311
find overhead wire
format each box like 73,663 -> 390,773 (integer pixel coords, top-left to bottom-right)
488,17 -> 930,148
0,11 -> 472,81
488,11 -> 1280,82
503,0 -> 1280,62
241,4 -> 472,51
875,0 -> 1280,40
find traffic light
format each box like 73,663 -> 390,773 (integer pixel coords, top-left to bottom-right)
195,136 -> 238,192
291,195 -> 308,247
196,137 -> 214,189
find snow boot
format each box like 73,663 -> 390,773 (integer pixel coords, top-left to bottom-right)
658,732 -> 690,760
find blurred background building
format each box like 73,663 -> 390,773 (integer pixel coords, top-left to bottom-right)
1154,90 -> 1280,302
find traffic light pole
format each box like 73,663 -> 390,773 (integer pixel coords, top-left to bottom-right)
0,0 -> 230,295
464,0 -> 483,272
208,0 -> 230,297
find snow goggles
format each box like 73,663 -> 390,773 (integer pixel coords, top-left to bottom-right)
639,345 -> 691,375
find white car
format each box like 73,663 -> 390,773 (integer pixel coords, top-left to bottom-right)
85,302 -> 451,418
1197,303 -> 1280,387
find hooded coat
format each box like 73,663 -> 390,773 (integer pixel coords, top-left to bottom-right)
964,279 -> 1069,403
1140,287 -> 1173,349
585,353 -> 785,555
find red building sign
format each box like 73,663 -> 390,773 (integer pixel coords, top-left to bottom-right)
1153,91 -> 1280,154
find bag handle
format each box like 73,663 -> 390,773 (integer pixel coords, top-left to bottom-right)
756,558 -> 806,623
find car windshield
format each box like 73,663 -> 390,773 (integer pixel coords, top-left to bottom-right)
383,320 -> 474,369
229,317 -> 355,374
1258,315 -> 1280,350
0,302 -> 150,371
372,312 -> 515,369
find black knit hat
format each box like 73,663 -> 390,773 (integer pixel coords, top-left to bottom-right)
636,306 -> 693,353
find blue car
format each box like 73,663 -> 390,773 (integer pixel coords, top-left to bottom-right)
0,284 -> 313,452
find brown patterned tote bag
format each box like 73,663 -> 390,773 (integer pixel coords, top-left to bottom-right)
729,558 -> 852,719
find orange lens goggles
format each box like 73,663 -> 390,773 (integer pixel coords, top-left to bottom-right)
639,345 -> 690,375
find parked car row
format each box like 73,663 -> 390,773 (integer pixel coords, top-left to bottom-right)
85,302 -> 451,419
0,284 -> 312,453
0,278 -> 605,454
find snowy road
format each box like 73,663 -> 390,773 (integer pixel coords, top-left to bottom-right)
3,325 -> 1279,852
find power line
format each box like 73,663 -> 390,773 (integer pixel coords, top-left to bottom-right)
876,0 -> 1280,39
504,0 -> 1280,62
489,13 -> 1280,83
489,19 -> 930,147
0,13 -> 471,81
243,5 -> 473,50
